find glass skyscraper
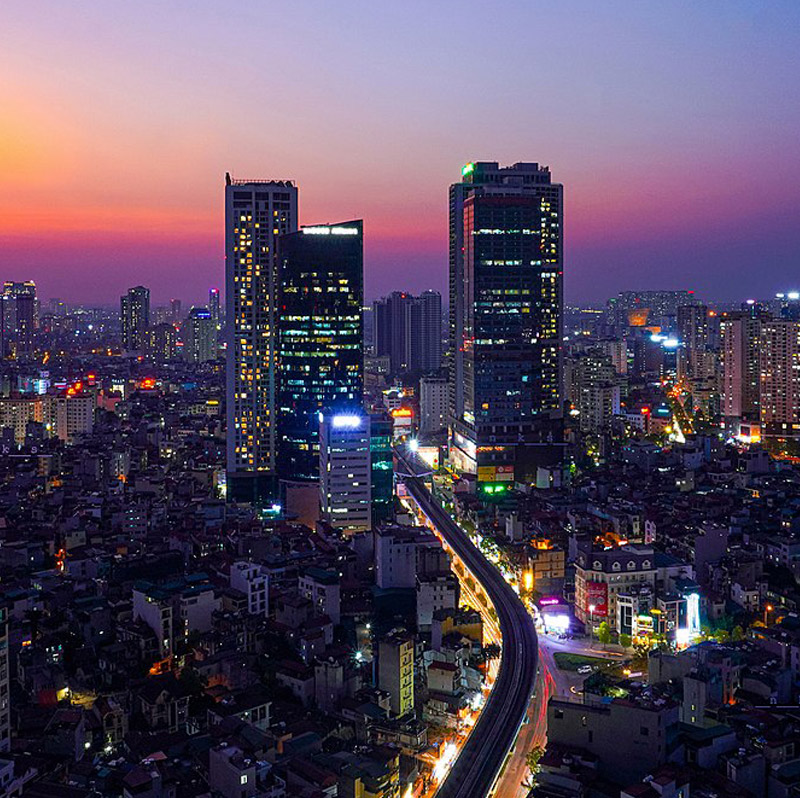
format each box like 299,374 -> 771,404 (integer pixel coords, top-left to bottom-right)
449,162 -> 564,488
224,174 -> 298,503
277,221 -> 364,481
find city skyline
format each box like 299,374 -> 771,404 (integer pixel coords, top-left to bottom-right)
3,1 -> 800,305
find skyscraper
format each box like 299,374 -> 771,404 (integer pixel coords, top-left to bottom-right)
209,287 -> 221,331
449,161 -> 564,487
373,290 -> 442,374
225,174 -> 298,503
759,319 -> 800,444
277,221 -> 364,480
120,285 -> 150,352
186,306 -> 217,363
720,309 -> 766,423
1,280 -> 37,358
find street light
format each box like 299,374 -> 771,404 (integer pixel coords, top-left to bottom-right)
588,603 -> 596,646
764,603 -> 774,626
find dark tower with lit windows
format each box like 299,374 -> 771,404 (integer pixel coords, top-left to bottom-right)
448,162 -> 564,488
277,221 -> 364,481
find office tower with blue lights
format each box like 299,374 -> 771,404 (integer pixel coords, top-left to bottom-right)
186,306 -> 217,363
225,173 -> 298,503
449,161 -> 564,489
277,221 -> 364,481
120,285 -> 150,352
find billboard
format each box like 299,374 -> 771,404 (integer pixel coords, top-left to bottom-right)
586,581 -> 608,617
477,464 -> 514,483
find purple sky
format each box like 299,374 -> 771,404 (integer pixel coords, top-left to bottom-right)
1,1 -> 799,306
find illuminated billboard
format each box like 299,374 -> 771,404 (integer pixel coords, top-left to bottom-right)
586,581 -> 608,617
477,465 -> 514,483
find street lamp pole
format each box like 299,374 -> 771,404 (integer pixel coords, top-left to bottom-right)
588,603 -> 596,648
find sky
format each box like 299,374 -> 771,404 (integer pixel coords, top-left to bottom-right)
1,0 -> 799,306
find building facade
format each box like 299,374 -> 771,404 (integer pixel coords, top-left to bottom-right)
120,286 -> 150,352
277,221 -> 363,480
224,174 -> 298,502
449,161 -> 564,486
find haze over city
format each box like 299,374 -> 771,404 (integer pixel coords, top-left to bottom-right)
3,0 -> 800,305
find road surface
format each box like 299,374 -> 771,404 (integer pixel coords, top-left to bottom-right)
396,448 -> 539,798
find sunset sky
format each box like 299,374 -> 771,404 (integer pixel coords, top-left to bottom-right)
2,1 -> 799,305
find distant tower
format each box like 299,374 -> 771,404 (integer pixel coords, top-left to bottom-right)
186,307 -> 217,363
120,286 -> 150,352
209,287 -> 221,330
224,173 -> 298,503
1,281 -> 37,358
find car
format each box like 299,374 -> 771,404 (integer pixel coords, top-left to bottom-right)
577,665 -> 594,674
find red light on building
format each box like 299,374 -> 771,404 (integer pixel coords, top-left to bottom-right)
139,377 -> 157,390
640,407 -> 651,415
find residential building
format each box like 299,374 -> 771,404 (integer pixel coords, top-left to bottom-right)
120,286 -> 150,352
185,306 -> 217,363
419,376 -> 448,434
229,561 -> 269,617
1,280 -> 37,357
225,173 -> 298,503
378,631 -> 415,716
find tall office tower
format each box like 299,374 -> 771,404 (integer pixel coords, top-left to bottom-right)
377,631 -> 415,716
373,290 -> 443,374
720,309 -> 767,422
120,285 -> 150,352
319,411 -> 372,533
277,221 -> 363,480
209,287 -> 221,331
759,320 -> 800,443
186,306 -> 217,363
0,605 -> 8,751
449,161 -> 563,486
225,174 -> 298,503
170,298 -> 182,321
419,375 -> 448,434
1,281 -> 37,358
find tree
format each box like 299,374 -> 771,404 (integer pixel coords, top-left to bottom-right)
619,633 -> 632,649
522,745 -> 545,790
731,625 -> 745,642
597,621 -> 612,648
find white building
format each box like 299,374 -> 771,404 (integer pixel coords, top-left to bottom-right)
229,561 -> 269,617
419,376 -> 448,434
416,573 -> 459,628
374,526 -> 447,589
319,412 -> 372,533
298,567 -> 340,625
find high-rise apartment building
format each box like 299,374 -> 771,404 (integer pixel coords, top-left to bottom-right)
759,320 -> 800,440
225,174 -> 298,503
319,411 -> 372,533
120,286 -> 150,352
148,322 -> 178,361
185,307 -> 217,363
370,413 -> 393,527
720,309 -> 766,422
1,280 -> 37,358
449,161 -> 563,486
277,221 -> 363,480
373,290 -> 442,374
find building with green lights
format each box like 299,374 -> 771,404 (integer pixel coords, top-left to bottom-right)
370,412 -> 393,525
277,221 -> 364,481
449,162 -> 564,491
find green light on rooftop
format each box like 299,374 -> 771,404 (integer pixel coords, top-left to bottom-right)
462,162 -> 475,177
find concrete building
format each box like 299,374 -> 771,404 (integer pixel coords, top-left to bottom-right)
760,319 -> 800,442
0,396 -> 43,444
319,411 -> 372,533
1,280 -> 37,358
419,376 -> 448,434
720,309 -> 766,423
298,567 -> 341,625
225,174 -> 298,503
229,561 -> 269,617
185,306 -> 217,363
373,290 -> 442,375
378,631 -> 415,716
0,606 -> 9,752
374,526 -> 447,589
